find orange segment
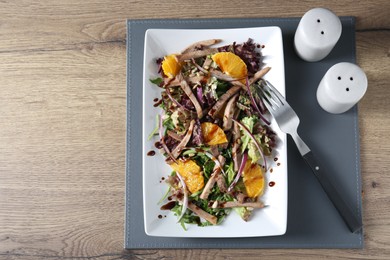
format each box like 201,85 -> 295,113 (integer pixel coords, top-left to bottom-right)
201,122 -> 228,146
170,159 -> 204,194
242,159 -> 265,198
161,54 -> 182,78
211,52 -> 248,82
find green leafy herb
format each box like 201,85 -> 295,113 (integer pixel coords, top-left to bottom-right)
215,79 -> 231,97
158,186 -> 171,205
162,114 -> 175,131
203,160 -> 215,179
240,116 -> 256,153
149,77 -> 163,86
234,206 -> 252,221
247,134 -> 263,163
190,190 -> 202,198
148,115 -> 160,140
226,162 -> 235,185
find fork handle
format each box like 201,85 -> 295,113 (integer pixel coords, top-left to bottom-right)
303,151 -> 362,233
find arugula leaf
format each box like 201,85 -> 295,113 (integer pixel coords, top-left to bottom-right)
203,160 -> 215,179
234,206 -> 252,221
180,219 -> 188,231
192,153 -> 211,168
163,115 -> 175,131
226,162 -> 235,186
147,115 -> 160,140
247,134 -> 262,163
190,190 -> 202,198
171,203 -> 182,216
240,116 -> 256,153
149,77 -> 163,86
215,79 -> 231,97
157,186 -> 171,205
172,204 -> 202,230
200,221 -> 213,227
221,147 -> 233,162
206,77 -> 231,100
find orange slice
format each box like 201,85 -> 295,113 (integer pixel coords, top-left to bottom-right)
211,52 -> 247,81
161,54 -> 182,78
170,159 -> 204,194
242,159 -> 265,198
201,122 -> 228,146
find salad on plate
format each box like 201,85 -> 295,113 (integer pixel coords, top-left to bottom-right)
148,38 -> 278,229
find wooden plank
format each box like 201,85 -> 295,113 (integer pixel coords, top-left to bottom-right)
0,0 -> 389,259
0,0 -> 389,52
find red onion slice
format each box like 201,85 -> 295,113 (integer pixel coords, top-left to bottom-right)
232,119 -> 267,170
228,152 -> 248,192
175,171 -> 188,222
196,85 -> 206,106
245,77 -> 270,125
191,58 -> 209,74
165,89 -> 192,112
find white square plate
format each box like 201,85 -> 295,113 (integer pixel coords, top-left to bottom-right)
143,27 -> 287,237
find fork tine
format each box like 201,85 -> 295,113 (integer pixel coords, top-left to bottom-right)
260,81 -> 282,108
267,90 -> 282,108
260,94 -> 274,112
264,80 -> 285,104
262,83 -> 283,107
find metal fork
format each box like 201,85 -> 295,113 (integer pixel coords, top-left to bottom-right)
260,80 -> 362,233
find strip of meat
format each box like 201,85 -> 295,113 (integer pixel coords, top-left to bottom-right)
177,73 -> 204,119
208,85 -> 241,118
175,48 -> 218,62
234,192 -> 248,204
162,77 -> 175,87
210,145 -> 219,158
187,75 -> 208,85
171,120 -> 195,159
167,130 -> 183,141
233,81 -> 247,90
199,172 -> 218,200
232,118 -> 242,172
165,75 -> 206,87
216,201 -> 265,208
202,56 -> 212,70
181,39 -> 222,54
167,194 -> 218,225
187,202 -> 218,225
216,174 -> 228,193
222,93 -> 239,130
164,89 -> 195,117
199,156 -> 226,200
209,70 -> 248,91
208,67 -> 270,92
164,77 -> 180,86
210,70 -> 245,82
249,67 -> 271,85
191,58 -> 209,75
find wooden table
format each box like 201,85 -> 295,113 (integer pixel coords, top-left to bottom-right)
1,1 -> 389,259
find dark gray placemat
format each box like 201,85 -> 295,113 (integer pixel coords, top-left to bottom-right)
125,17 -> 363,249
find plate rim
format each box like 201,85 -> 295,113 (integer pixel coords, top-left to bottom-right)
142,26 -> 287,237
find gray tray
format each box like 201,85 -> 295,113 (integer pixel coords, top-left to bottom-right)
125,17 -> 363,249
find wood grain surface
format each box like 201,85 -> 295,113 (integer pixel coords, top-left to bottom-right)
0,1 -> 389,259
